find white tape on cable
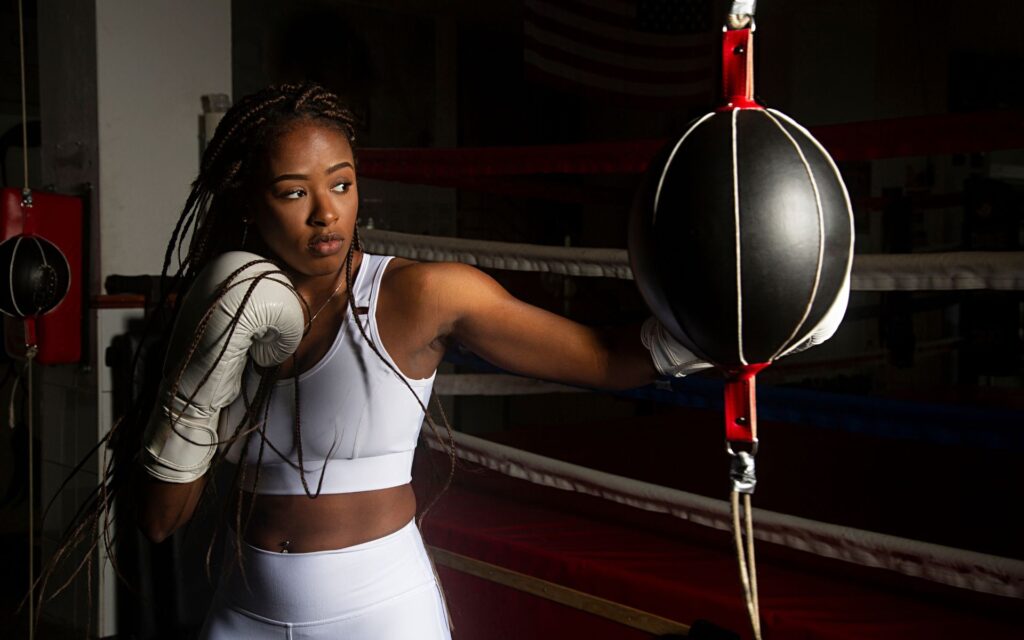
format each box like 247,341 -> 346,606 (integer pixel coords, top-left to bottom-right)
424,429 -> 1024,599
362,229 -> 1024,291
729,1 -> 757,16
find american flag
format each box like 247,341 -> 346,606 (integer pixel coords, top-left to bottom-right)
523,0 -> 716,107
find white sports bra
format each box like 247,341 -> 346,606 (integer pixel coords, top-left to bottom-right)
219,254 -> 436,495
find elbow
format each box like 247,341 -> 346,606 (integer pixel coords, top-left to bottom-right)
139,522 -> 171,545
135,473 -> 199,545
137,509 -> 175,545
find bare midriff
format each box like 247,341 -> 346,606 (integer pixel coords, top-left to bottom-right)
233,483 -> 417,553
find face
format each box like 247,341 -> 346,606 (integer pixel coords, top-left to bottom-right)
251,120 -> 358,284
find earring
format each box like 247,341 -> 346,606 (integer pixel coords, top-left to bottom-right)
241,218 -> 250,247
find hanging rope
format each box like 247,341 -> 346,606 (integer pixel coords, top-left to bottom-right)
728,444 -> 762,639
731,491 -> 761,640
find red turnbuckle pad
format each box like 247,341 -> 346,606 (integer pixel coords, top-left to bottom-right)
724,363 -> 770,445
719,27 -> 760,111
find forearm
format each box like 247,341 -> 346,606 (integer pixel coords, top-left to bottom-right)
136,463 -> 207,544
587,323 -> 661,390
438,264 -> 706,390
458,311 -> 660,391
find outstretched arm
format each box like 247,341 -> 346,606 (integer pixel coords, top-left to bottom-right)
421,262 -> 664,390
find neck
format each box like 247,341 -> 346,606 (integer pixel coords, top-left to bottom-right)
295,250 -> 362,325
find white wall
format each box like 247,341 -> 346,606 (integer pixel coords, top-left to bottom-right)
92,2 -> 230,634
95,0 -> 232,280
35,2 -> 231,636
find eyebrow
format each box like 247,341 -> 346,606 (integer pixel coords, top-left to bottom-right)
270,161 -> 354,185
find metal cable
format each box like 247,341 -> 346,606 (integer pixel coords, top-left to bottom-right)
26,348 -> 36,640
18,0 -> 30,191
16,2 -> 37,637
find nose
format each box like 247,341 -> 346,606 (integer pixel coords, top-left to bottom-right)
308,194 -> 339,227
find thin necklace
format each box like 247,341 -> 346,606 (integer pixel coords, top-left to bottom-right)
307,271 -> 346,328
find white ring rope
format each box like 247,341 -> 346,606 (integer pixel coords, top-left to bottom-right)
423,429 -> 1024,599
362,229 -> 1024,291
363,228 -> 634,279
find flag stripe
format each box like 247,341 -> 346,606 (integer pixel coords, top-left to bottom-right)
547,0 -> 635,22
525,0 -> 709,50
525,67 -> 711,108
525,23 -> 709,72
523,0 -> 714,106
525,52 -> 713,98
524,35 -> 712,85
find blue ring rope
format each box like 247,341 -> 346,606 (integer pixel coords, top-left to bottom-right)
443,349 -> 1024,452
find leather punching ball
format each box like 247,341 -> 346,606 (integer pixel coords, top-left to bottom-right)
629,28 -> 853,371
628,17 -> 853,640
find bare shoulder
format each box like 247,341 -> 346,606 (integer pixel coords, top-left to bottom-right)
380,258 -> 507,332
382,258 -> 499,299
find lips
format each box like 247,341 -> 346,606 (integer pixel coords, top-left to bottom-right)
308,233 -> 344,257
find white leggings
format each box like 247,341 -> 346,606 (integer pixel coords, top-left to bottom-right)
199,520 -> 451,639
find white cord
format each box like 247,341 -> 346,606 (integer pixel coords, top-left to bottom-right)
731,490 -> 763,640
760,109 -> 827,362
731,109 -> 748,365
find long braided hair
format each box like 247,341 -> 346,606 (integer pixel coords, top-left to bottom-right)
32,82 -> 457,628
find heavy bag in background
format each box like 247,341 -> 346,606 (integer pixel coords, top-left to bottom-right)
0,188 -> 84,364
628,36 -> 853,368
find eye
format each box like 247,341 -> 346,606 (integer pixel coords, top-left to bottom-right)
279,188 -> 306,200
331,181 -> 352,194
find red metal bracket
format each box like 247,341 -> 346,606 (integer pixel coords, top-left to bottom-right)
719,28 -> 760,111
724,363 -> 770,444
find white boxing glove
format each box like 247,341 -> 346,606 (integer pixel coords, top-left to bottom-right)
781,273 -> 850,357
642,274 -> 850,377
141,251 -> 304,483
641,317 -> 714,377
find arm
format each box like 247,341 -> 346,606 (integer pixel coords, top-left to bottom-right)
420,263 -> 659,390
136,252 -> 303,543
137,470 -> 207,544
411,261 -> 834,387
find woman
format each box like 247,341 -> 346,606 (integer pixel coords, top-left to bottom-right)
130,83 -> 843,638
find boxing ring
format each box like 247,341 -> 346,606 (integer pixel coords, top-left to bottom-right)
351,113 -> 1024,639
